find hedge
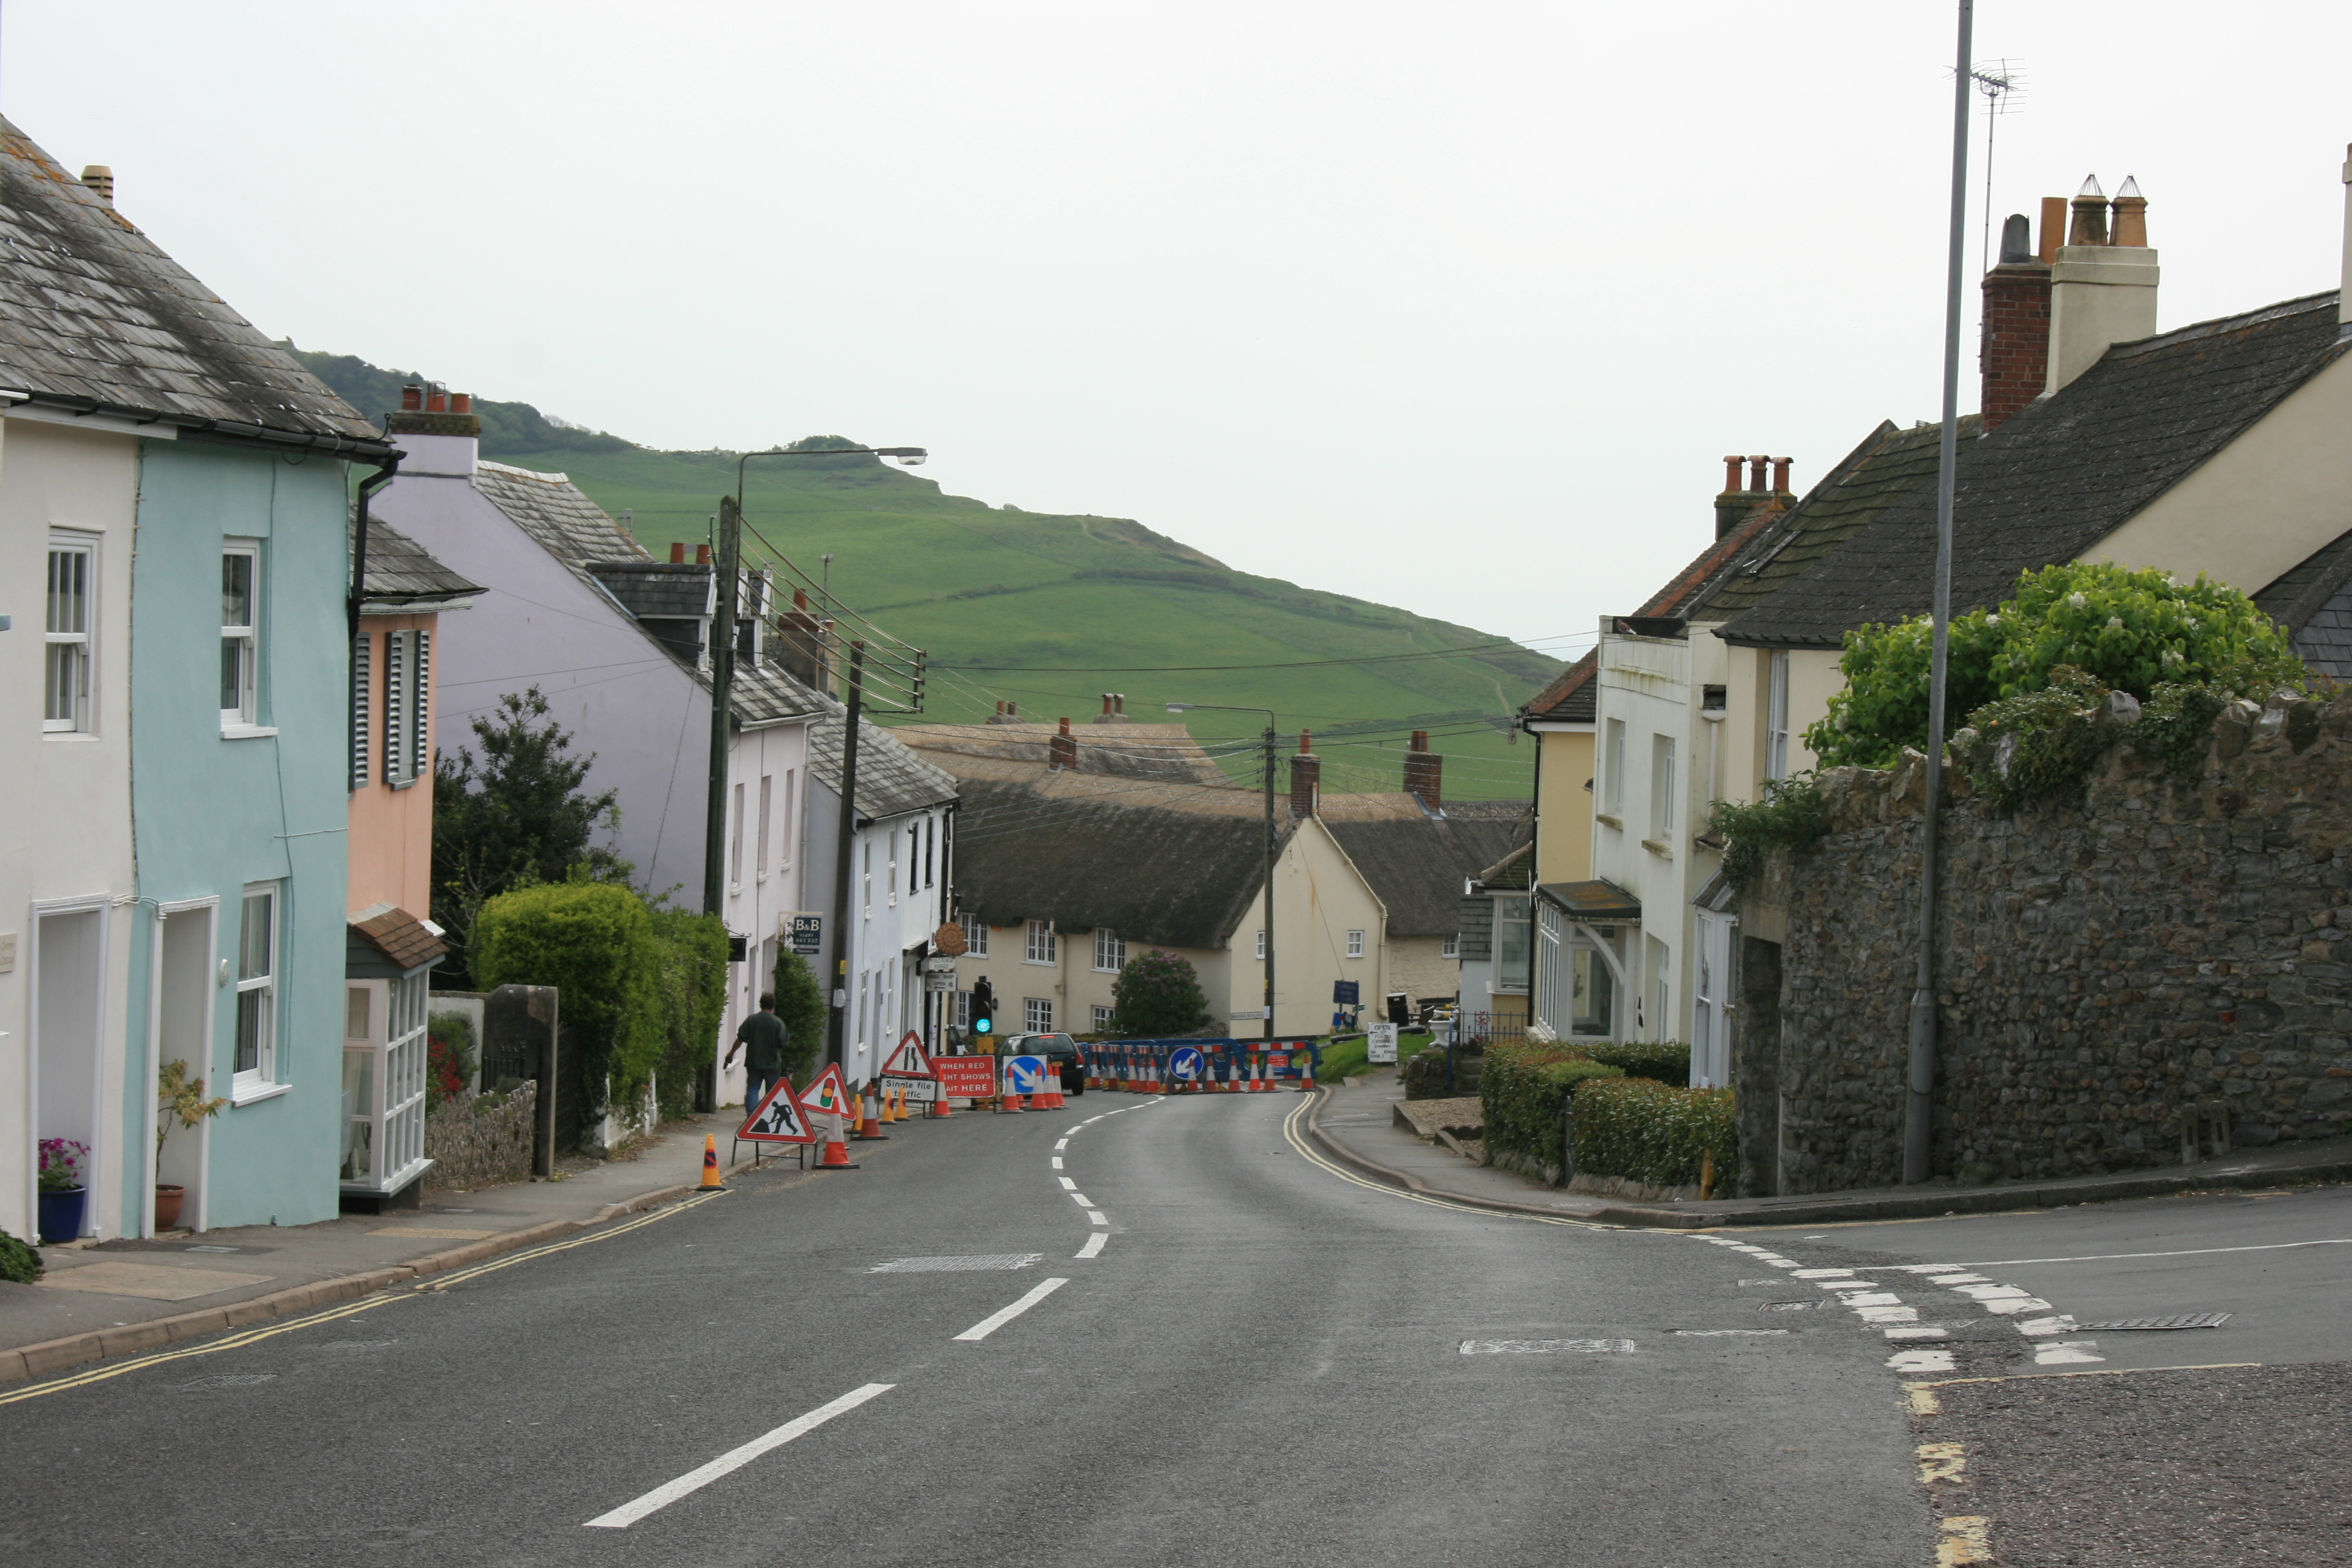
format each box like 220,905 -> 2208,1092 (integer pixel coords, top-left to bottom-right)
1578,1040 -> 1690,1086
472,880 -> 664,1119
1480,1042 -> 1625,1172
650,909 -> 728,1119
1571,1077 -> 1737,1191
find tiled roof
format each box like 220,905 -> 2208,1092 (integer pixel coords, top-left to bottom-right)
1473,840 -> 1532,890
1522,650 -> 1596,724
471,461 -> 650,586
356,517 -> 481,606
1628,507 -> 1785,626
349,905 -> 447,972
732,662 -> 828,730
586,562 -> 712,621
1723,293 -> 2350,648
808,703 -> 960,821
1320,796 -> 1532,937
947,769 -> 1290,950
896,722 -> 1226,784
0,118 -> 381,444
1699,418 -> 1978,629
2256,526 -> 2352,682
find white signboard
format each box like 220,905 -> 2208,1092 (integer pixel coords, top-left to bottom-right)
1367,1022 -> 1400,1064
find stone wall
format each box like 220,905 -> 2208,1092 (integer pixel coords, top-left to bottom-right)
425,1080 -> 537,1191
1744,691 -> 2352,1194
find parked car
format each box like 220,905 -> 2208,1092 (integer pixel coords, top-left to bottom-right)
997,1032 -> 1084,1096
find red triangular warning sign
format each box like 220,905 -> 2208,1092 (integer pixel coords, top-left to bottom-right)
881,1033 -> 935,1079
799,1062 -> 854,1120
740,1076 -> 816,1143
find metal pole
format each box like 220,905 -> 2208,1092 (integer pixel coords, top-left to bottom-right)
826,641 -> 867,1073
1906,0 -> 1974,1185
703,496 -> 742,916
1261,724 -> 1277,1042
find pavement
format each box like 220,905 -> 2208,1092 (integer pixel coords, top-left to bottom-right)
0,1109 -> 785,1382
1312,1066 -> 2352,1229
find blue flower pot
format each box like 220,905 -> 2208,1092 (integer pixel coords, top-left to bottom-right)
37,1187 -> 87,1245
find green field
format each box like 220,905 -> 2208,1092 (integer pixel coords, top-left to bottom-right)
298,349 -> 1556,797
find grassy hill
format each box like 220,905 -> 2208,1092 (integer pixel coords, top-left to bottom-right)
294,348 -> 1556,799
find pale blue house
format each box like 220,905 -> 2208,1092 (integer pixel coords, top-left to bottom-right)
0,121 -> 394,1235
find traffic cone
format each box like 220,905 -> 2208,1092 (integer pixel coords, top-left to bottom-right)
1036,1076 -> 1064,1111
1001,1088 -> 1025,1112
699,1133 -> 724,1189
884,1084 -> 902,1123
854,1085 -> 888,1140
817,1116 -> 858,1169
930,1086 -> 953,1118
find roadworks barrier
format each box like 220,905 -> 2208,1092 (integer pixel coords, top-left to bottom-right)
1080,1040 -> 1322,1096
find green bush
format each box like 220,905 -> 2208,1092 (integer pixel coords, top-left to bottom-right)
771,948 -> 827,1088
1480,1042 -> 1625,1172
1707,776 -> 1830,895
472,880 -> 664,1119
1809,562 -> 2301,769
649,909 -> 728,1120
1578,1040 -> 1690,1086
1572,1077 -> 1737,1191
1111,949 -> 1210,1036
0,1229 -> 40,1284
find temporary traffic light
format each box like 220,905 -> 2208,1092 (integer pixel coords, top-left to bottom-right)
970,978 -> 995,1038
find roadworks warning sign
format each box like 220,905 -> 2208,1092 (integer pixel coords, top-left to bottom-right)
881,1034 -> 935,1079
740,1078 -> 815,1143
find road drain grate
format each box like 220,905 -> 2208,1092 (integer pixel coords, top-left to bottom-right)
1759,1301 -> 1820,1312
870,1254 -> 1044,1273
182,1374 -> 275,1390
2073,1312 -> 2232,1331
1460,1338 -> 1635,1354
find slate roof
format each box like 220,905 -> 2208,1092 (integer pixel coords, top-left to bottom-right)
946,768 -> 1293,950
586,562 -> 712,621
355,517 -> 482,606
808,704 -> 960,822
1319,795 -> 1532,937
472,461 -> 650,586
2256,527 -> 2352,682
1696,417 -> 1978,629
0,118 -> 383,446
1724,292 -> 2351,648
1521,650 -> 1597,724
895,722 -> 1227,785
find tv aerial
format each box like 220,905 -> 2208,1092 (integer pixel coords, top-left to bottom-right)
1970,59 -> 2027,273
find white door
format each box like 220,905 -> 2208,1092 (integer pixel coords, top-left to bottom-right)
1691,912 -> 1734,1088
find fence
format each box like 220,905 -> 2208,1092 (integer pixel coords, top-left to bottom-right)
1079,1039 -> 1323,1094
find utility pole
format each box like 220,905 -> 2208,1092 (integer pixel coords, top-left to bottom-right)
702,495 -> 742,916
1907,0 -> 1975,1184
825,641 -> 868,1072
1260,720 -> 1276,1042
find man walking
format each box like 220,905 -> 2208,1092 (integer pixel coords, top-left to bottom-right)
725,992 -> 789,1125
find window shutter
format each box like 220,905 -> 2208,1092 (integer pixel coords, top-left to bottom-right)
382,630 -> 407,783
411,629 -> 431,781
350,632 -> 371,791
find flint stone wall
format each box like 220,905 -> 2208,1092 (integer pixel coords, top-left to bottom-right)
1750,691 -> 2352,1193
425,1080 -> 537,1191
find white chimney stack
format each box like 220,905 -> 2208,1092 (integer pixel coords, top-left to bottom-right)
2045,173 -> 2161,395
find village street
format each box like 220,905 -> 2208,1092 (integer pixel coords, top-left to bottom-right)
4,1084 -> 2344,1566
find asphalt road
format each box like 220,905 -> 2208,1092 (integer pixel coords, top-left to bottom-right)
0,1089 -> 1960,1567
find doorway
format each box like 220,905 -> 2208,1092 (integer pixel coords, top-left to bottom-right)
152,904 -> 217,1232
34,904 -> 107,1240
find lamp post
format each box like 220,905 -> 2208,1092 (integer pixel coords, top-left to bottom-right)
1168,703 -> 1278,1040
707,445 -> 927,1080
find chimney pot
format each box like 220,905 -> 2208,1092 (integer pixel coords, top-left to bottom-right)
1049,717 -> 1078,770
400,385 -> 423,412
1746,456 -> 1769,492
1720,456 -> 1743,492
2068,177 -> 2110,246
1289,734 -> 1321,817
793,586 -> 809,610
1771,456 -> 1792,493
1402,732 -> 1442,812
1998,212 -> 2032,264
2110,177 -> 2149,247
668,541 -> 687,564
425,390 -> 448,414
79,165 -> 113,206
695,543 -> 712,565
450,392 -> 472,414
2038,195 -> 2066,264
1299,729 -> 1313,754
1007,701 -> 1017,717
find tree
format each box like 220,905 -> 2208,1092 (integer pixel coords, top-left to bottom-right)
770,949 -> 827,1087
432,687 -> 629,985
1808,562 -> 2302,769
1111,950 -> 1211,1037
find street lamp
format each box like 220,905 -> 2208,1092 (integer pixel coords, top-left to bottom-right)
705,444 -> 927,1078
1168,702 -> 1278,1042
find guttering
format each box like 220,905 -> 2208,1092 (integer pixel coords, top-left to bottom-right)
349,452 -> 403,645
11,389 -> 398,462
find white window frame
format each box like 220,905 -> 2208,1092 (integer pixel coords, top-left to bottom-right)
862,841 -> 873,919
1093,929 -> 1126,973
730,781 -> 746,888
756,774 -> 773,883
1024,996 -> 1054,1032
1442,934 -> 1459,960
924,817 -> 935,888
232,883 -> 281,1097
1604,718 -> 1625,817
44,534 -> 96,734
1254,929 -> 1266,961
1025,920 -> 1057,965
1494,896 -> 1530,992
1345,929 -> 1365,959
1766,650 -> 1791,783
1091,1004 -> 1115,1033
341,973 -> 431,1194
1651,733 -> 1677,838
220,540 -> 261,731
961,913 -> 989,958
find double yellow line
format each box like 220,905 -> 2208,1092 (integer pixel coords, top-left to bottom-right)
0,1189 -> 730,1406
1279,1095 -> 1613,1230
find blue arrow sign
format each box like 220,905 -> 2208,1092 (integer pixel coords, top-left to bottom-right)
1004,1055 -> 1051,1094
1168,1046 -> 1207,1082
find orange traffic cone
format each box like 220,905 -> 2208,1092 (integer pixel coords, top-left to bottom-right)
930,1086 -> 953,1118
699,1133 -> 724,1189
1001,1089 -> 1026,1112
854,1085 -> 888,1140
881,1084 -> 898,1123
817,1115 -> 858,1169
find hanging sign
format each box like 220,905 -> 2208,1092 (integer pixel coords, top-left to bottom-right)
739,1077 -> 816,1143
881,1034 -> 935,1080
934,1056 -> 999,1099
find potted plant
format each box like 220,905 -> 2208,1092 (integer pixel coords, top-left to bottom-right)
36,1138 -> 88,1244
156,1060 -> 225,1231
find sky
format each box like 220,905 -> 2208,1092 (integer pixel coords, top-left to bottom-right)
5,1 -> 2344,653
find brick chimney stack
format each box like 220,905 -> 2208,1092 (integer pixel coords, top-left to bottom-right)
1403,730 -> 1442,812
1289,730 -> 1321,818
1980,210 -> 2052,432
1050,717 -> 1078,771
1716,454 -> 1796,538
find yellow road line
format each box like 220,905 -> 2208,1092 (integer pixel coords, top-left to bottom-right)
1281,1097 -> 1616,1230
1,1189 -> 731,1405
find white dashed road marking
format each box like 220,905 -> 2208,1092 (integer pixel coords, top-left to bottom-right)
952,1278 -> 1069,1342
1075,1232 -> 1106,1259
584,1383 -> 895,1527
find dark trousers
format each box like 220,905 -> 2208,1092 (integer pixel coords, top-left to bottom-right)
745,1069 -> 781,1123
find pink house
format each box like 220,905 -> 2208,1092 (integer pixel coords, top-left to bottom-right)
342,514 -> 479,1209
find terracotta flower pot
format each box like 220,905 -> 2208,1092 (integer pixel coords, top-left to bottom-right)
154,1184 -> 186,1230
